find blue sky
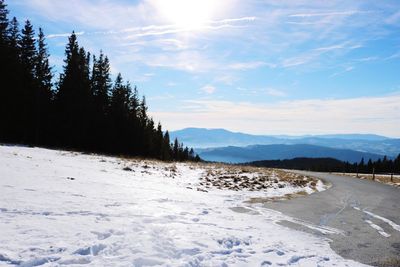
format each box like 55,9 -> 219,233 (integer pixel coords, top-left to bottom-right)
6,0 -> 400,137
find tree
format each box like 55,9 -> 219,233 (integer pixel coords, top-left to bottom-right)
90,51 -> 111,150
20,20 -> 36,76
0,15 -> 22,142
19,20 -> 37,143
34,28 -> 53,145
56,32 -> 91,148
8,17 -> 19,50
162,131 -> 172,161
109,73 -> 132,153
0,5 -> 198,162
0,0 -> 8,41
173,138 -> 180,160
0,0 -> 10,141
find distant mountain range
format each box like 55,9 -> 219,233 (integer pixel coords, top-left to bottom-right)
196,144 -> 386,164
170,128 -> 400,159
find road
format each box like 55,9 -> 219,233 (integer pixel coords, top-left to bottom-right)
264,171 -> 400,267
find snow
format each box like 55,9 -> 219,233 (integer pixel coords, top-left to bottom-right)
0,145 -> 369,266
364,220 -> 390,238
354,206 -> 400,233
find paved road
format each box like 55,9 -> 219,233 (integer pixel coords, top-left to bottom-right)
264,171 -> 400,267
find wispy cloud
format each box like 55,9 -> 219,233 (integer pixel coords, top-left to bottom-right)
356,56 -> 379,62
289,10 -> 371,18
264,88 -> 287,97
386,52 -> 400,60
46,16 -> 256,40
228,61 -> 273,70
385,10 -> 400,25
47,31 -> 85,39
330,66 -> 354,77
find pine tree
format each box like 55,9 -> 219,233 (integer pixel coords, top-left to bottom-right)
150,123 -> 163,159
8,17 -> 19,50
128,85 -> 140,153
0,0 -> 10,141
35,28 -> 53,145
0,0 -> 8,41
20,20 -> 36,76
162,131 -> 172,161
19,20 -> 37,143
90,51 -> 111,150
0,7 -> 198,161
173,138 -> 179,160
109,73 -> 132,153
56,32 -> 91,148
0,15 -> 22,141
91,51 -> 111,114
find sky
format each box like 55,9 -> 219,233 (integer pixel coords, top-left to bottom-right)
6,0 -> 400,137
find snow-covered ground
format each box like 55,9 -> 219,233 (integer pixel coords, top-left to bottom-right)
0,145 -> 369,266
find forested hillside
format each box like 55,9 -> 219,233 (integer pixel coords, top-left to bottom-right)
0,0 -> 198,161
249,155 -> 400,174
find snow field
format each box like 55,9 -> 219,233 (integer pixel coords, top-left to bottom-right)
0,146 -> 369,266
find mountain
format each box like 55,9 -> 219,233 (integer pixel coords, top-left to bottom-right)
196,144 -> 386,164
170,128 -> 281,148
170,128 -> 400,157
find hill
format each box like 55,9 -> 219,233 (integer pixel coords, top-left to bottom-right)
170,128 -> 400,157
197,144 -> 385,164
247,157 -> 349,172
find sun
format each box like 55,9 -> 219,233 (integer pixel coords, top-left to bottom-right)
154,0 -> 222,30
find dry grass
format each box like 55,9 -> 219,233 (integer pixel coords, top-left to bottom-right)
375,258 -> 400,267
116,158 -> 322,195
196,163 -> 318,192
335,172 -> 400,187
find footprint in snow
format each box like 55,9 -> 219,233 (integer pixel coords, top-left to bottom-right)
73,244 -> 106,256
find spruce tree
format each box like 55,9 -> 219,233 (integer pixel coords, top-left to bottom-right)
20,20 -> 36,76
0,0 -> 8,41
35,28 -> 53,145
109,73 -> 132,153
162,131 -> 172,161
0,0 -> 9,141
90,51 -> 111,150
0,5 -> 198,161
57,32 -> 91,148
19,20 -> 37,143
173,138 -> 179,160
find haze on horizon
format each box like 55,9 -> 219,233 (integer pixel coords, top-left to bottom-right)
8,0 -> 400,137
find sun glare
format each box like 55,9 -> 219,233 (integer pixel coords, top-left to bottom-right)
154,0 -> 222,30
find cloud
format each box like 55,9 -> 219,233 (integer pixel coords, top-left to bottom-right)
150,93 -> 400,137
385,10 -> 400,25
289,10 -> 371,18
214,74 -> 239,85
313,43 -> 361,52
134,73 -> 155,82
15,0 -> 397,76
356,56 -> 379,62
47,31 -> 85,39
386,52 -> 400,60
228,61 -> 273,70
280,42 -> 362,69
201,85 -> 216,94
330,65 -> 354,77
46,16 -> 256,40
265,88 -> 287,97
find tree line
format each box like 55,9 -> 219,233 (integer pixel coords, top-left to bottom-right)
248,155 -> 400,174
0,0 -> 200,161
